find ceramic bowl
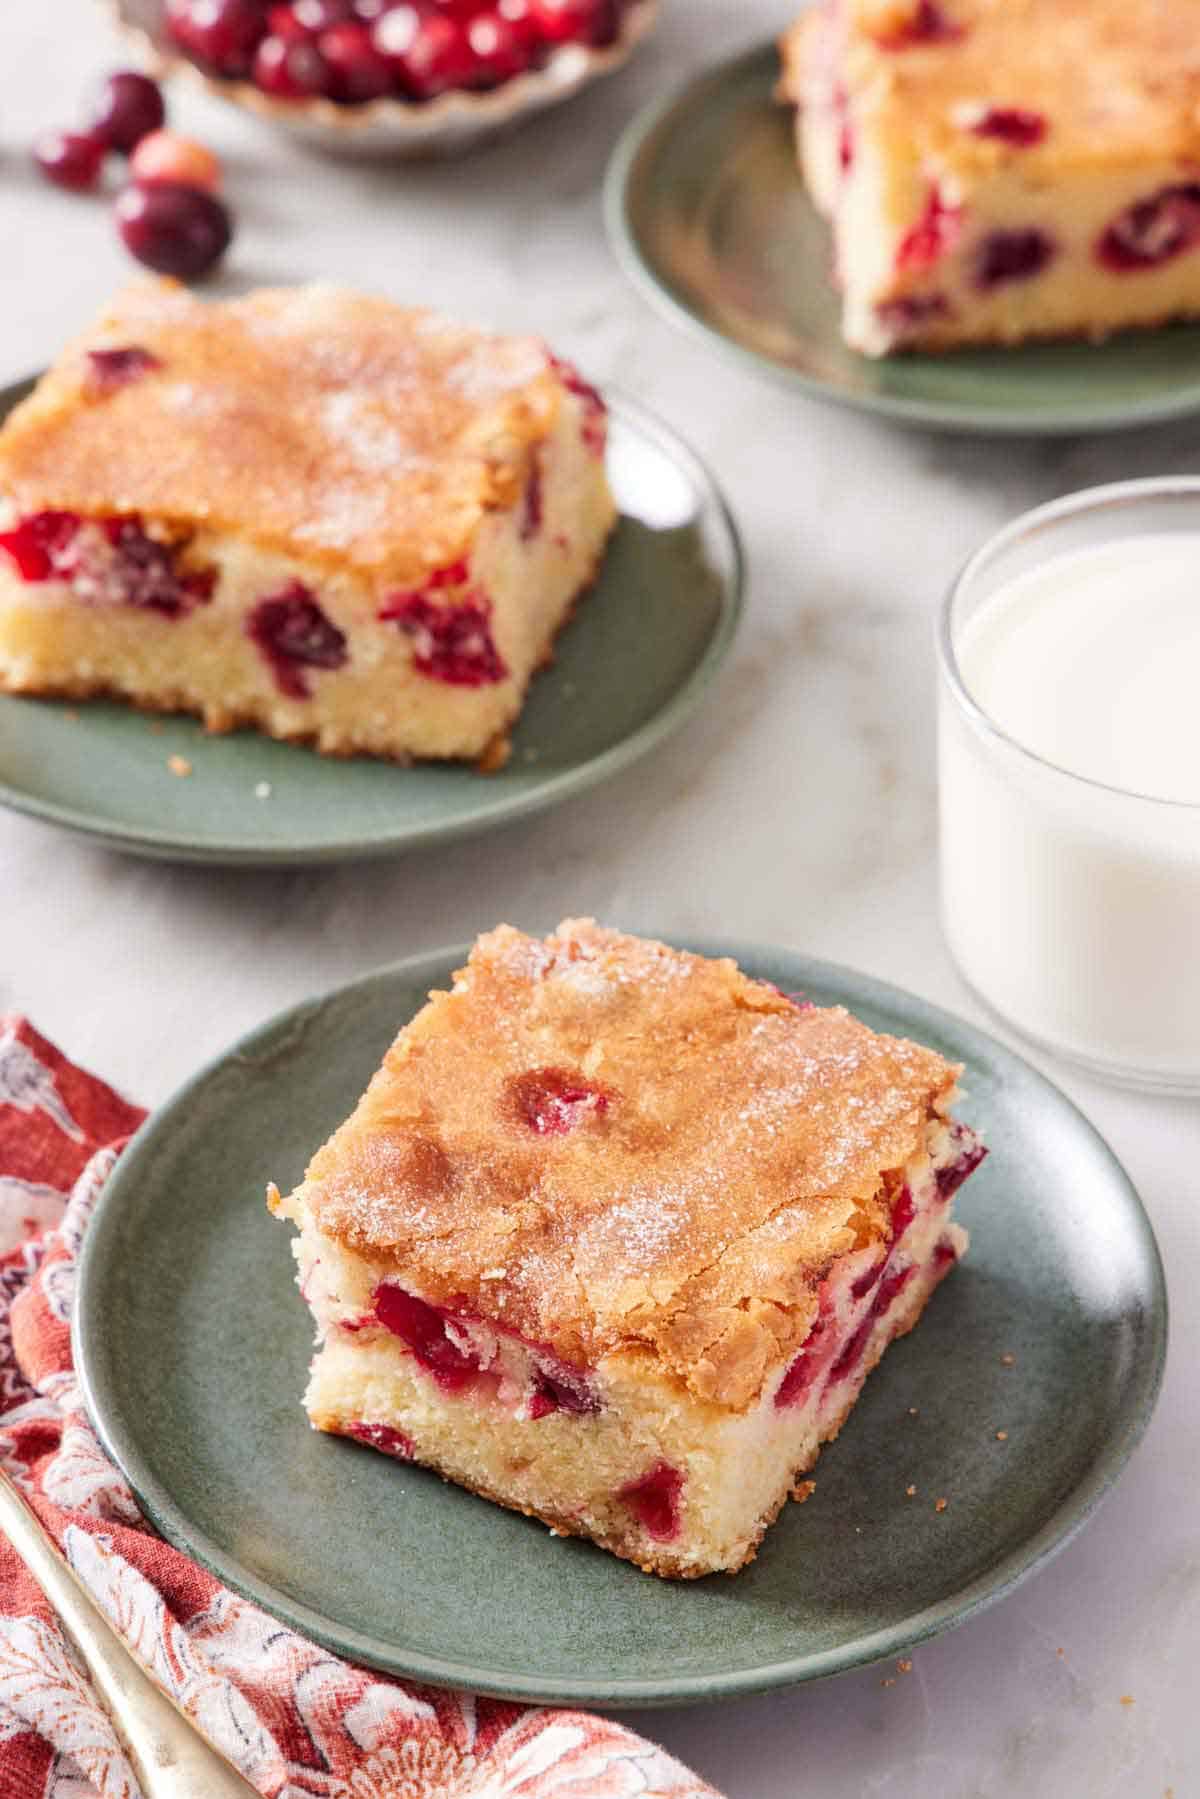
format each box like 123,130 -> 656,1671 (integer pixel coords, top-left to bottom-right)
108,0 -> 660,158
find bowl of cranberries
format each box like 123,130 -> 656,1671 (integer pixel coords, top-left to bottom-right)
111,0 -> 659,155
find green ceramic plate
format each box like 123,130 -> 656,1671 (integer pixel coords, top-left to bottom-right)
606,43 -> 1200,435
0,381 -> 741,865
73,943 -> 1166,1706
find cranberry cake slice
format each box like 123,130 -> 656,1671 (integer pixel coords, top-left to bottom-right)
781,0 -> 1200,354
269,921 -> 986,1579
0,280 -> 616,763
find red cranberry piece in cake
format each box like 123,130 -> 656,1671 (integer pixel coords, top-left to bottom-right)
877,1 -> 963,48
617,1462 -> 684,1541
546,353 -> 607,456
247,583 -> 348,697
895,185 -> 963,273
1097,186 -> 1200,271
116,183 -> 233,281
775,1297 -> 833,1409
975,228 -> 1056,288
379,589 -> 507,685
101,517 -> 216,616
850,1254 -> 887,1301
33,130 -> 107,193
520,458 -> 544,541
85,346 -> 164,393
87,71 -> 166,152
0,512 -> 82,582
373,1284 -> 484,1392
831,1262 -> 918,1382
966,105 -> 1047,147
932,1235 -> 960,1272
528,1353 -> 601,1417
875,293 -> 952,339
166,0 -> 268,74
889,1182 -> 916,1242
936,1130 -> 988,1198
346,1421 -> 415,1458
504,1066 -> 609,1134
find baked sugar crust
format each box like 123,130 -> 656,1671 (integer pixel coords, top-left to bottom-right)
289,920 -> 961,1410
0,279 -> 575,586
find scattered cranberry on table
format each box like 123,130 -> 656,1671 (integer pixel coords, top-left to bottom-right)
165,0 -> 638,103
31,130 -> 107,193
115,181 -> 233,281
86,70 -> 166,151
129,130 -> 223,193
31,66 -> 234,284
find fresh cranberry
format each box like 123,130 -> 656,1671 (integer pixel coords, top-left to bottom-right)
86,71 -> 166,152
875,292 -> 951,337
975,228 -> 1056,288
504,1067 -> 609,1134
618,1462 -> 684,1541
895,185 -> 962,273
380,590 -> 507,684
246,583 -> 347,697
465,11 -> 532,84
546,353 -> 607,456
497,0 -> 542,53
520,459 -> 543,540
32,130 -> 107,193
376,9 -> 476,95
373,1285 -> 483,1392
293,0 -> 354,25
103,517 -> 216,615
130,131 -> 223,193
877,1 -> 963,48
166,0 -> 268,74
116,182 -> 233,281
1097,186 -> 1200,271
966,105 -> 1046,147
268,1 -> 318,37
86,346 -> 163,392
936,1134 -> 987,1199
890,1183 -> 916,1242
346,1420 -> 415,1458
254,33 -> 331,94
529,0 -> 618,46
0,512 -> 82,582
318,20 -> 394,96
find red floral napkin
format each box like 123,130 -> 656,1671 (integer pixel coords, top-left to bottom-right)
0,1017 -> 719,1799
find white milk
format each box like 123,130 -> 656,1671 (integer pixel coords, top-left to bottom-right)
939,533 -> 1200,1089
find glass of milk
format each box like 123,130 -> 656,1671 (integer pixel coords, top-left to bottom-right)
938,478 -> 1200,1094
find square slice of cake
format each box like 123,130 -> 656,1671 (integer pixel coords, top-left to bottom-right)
0,281 -> 616,763
780,0 -> 1200,354
269,921 -> 986,1579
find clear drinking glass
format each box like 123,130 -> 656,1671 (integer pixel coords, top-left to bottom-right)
937,477 -> 1200,1095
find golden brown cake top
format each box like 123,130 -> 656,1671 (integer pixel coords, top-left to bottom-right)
0,280 -> 568,585
289,921 -> 961,1411
781,0 -> 1200,172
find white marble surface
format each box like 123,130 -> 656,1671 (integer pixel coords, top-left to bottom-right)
1,5 -> 1197,1794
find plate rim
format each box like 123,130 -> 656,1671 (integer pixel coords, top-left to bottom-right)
72,940 -> 1169,1706
0,383 -> 744,866
604,41 -> 1200,438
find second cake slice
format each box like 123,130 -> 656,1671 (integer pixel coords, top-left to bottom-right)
0,281 -> 617,764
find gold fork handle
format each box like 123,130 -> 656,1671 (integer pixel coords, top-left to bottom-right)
0,1470 -> 260,1797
